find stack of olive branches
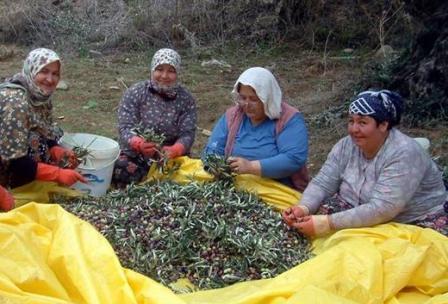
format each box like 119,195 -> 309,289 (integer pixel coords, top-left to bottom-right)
58,137 -> 97,168
130,125 -> 176,174
202,154 -> 235,182
131,125 -> 166,146
60,180 -> 312,291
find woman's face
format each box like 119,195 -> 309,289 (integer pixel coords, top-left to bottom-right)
34,61 -> 60,95
152,64 -> 177,88
348,114 -> 389,158
237,85 -> 267,125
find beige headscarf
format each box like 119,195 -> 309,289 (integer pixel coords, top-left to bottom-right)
22,48 -> 61,103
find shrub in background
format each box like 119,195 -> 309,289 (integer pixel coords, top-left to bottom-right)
1,0 -> 411,53
0,0 -> 131,54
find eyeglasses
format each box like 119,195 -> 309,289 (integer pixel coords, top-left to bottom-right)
236,94 -> 261,107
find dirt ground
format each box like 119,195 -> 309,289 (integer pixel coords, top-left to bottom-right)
1,45 -> 446,176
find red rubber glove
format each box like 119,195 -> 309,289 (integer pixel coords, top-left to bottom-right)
162,143 -> 185,159
292,215 -> 333,237
50,145 -> 79,169
0,186 -> 14,211
36,163 -> 87,186
129,136 -> 157,157
282,205 -> 309,227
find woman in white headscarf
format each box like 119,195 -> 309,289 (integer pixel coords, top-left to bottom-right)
0,48 -> 86,209
202,67 -> 309,191
113,48 -> 197,188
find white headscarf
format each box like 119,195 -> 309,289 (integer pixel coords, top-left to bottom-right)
231,67 -> 282,119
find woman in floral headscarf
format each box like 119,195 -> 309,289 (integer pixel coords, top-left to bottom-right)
113,48 -> 197,188
0,48 -> 86,210
283,89 -> 448,237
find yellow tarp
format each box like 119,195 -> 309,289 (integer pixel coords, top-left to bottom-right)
0,203 -> 447,303
10,180 -> 81,207
3,156 -> 448,303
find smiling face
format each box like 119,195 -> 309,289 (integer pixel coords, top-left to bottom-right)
152,64 -> 177,88
33,61 -> 60,95
348,114 -> 389,158
237,84 -> 267,125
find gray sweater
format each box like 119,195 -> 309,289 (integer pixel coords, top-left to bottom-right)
301,129 -> 446,229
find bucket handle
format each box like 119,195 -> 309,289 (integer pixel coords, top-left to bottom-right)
78,150 -> 121,171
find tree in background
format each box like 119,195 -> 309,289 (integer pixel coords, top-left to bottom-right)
390,0 -> 448,124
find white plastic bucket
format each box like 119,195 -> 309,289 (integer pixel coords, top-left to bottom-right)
59,133 -> 120,197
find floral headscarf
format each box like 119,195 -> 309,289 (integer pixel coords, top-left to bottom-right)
150,48 -> 181,75
231,67 -> 282,119
149,48 -> 181,99
21,48 -> 61,105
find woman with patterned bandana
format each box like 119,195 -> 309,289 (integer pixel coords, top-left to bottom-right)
113,48 -> 197,188
0,48 -> 86,211
283,90 -> 448,236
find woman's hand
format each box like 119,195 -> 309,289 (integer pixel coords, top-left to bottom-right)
36,163 -> 87,186
129,136 -> 157,157
282,205 -> 309,226
228,157 -> 261,175
291,215 -> 333,237
57,169 -> 88,186
162,143 -> 185,159
50,145 -> 79,169
282,206 -> 333,237
0,186 -> 14,211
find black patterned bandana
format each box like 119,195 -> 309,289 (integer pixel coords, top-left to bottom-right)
349,90 -> 402,125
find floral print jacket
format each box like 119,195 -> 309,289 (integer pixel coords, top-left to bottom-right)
118,80 -> 197,152
0,84 -> 60,184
